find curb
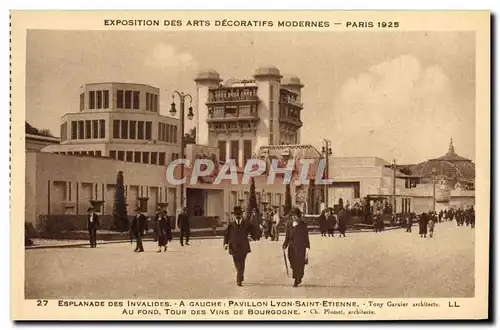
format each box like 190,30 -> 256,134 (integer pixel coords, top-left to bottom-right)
25,227 -> 405,250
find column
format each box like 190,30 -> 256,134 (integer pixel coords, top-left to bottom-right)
226,141 -> 231,163
238,139 -> 243,168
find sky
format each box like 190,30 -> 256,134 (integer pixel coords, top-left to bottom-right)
26,30 -> 475,164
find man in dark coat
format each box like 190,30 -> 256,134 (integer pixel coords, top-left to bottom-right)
87,207 -> 99,248
282,208 -> 310,287
131,207 -> 148,252
223,206 -> 258,286
156,209 -> 172,252
419,212 -> 428,238
177,207 -> 190,246
318,209 -> 328,237
337,206 -> 348,237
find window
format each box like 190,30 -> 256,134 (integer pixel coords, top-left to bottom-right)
121,120 -> 128,139
173,126 -> 178,143
60,122 -> 67,141
85,120 -> 91,139
133,91 -> 140,109
146,92 -> 150,111
96,150 -> 102,157
125,91 -> 132,109
103,90 -> 109,108
166,125 -> 172,142
129,121 -> 136,139
80,93 -> 84,111
117,90 -> 124,108
92,120 -> 98,139
145,121 -> 152,140
113,120 -> 120,138
126,151 -> 133,162
134,151 -> 141,163
153,94 -> 158,112
99,119 -> 105,138
138,121 -> 144,139
110,150 -> 117,159
158,123 -> 162,141
159,152 -> 166,166
151,152 -> 158,165
171,153 -> 179,161
243,140 -> 252,164
218,141 -> 226,161
230,140 -> 239,165
117,151 -> 125,161
96,91 -> 102,109
142,152 -> 150,164
78,121 -> 84,139
89,91 -> 95,109
71,121 -> 78,140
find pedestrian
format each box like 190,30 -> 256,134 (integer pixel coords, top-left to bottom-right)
405,214 -> 412,233
282,208 -> 310,287
418,212 -> 428,238
249,208 -> 262,240
337,206 -> 348,237
318,209 -> 327,237
177,207 -> 190,246
223,206 -> 258,287
272,207 -> 281,241
428,218 -> 435,238
131,207 -> 148,252
87,207 -> 99,248
155,209 -> 172,252
327,208 -> 336,237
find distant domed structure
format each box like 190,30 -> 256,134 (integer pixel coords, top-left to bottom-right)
411,139 -> 475,189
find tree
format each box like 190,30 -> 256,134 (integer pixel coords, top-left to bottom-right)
112,171 -> 128,232
183,127 -> 196,145
284,183 -> 292,216
246,177 -> 258,221
399,166 -> 413,176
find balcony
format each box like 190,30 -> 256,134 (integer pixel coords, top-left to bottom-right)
207,107 -> 260,123
279,116 -> 303,127
207,88 -> 260,104
279,96 -> 303,108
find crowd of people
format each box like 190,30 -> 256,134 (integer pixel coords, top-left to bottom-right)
84,201 -> 475,288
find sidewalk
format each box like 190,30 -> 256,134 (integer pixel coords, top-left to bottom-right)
26,226 -> 404,250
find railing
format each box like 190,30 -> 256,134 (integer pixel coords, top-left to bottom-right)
280,96 -> 303,107
208,88 -> 259,103
209,108 -> 259,119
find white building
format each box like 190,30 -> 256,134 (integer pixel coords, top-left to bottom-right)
43,82 -> 181,165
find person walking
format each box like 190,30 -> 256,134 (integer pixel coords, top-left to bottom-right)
177,207 -> 190,246
223,206 -> 258,286
282,208 -> 311,287
428,218 -> 435,238
155,209 -> 172,252
318,209 -> 328,237
131,207 -> 148,252
87,207 -> 99,248
337,206 -> 348,237
271,207 -> 281,241
418,212 -> 428,238
327,208 -> 336,237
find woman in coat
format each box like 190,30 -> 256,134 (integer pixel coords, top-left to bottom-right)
282,208 -> 310,287
326,208 -> 336,237
318,209 -> 328,237
156,210 -> 172,252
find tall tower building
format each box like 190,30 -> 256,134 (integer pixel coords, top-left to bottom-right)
194,66 -> 304,167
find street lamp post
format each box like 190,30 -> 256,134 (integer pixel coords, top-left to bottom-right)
170,90 -> 194,212
321,139 -> 332,208
431,168 -> 437,212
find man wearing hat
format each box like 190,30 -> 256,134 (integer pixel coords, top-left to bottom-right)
282,207 -> 310,287
87,207 -> 99,248
131,207 -> 148,252
223,206 -> 259,286
177,206 -> 190,246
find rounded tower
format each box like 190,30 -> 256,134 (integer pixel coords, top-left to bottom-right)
194,69 -> 222,146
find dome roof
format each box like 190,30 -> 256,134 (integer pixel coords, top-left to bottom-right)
410,139 -> 475,183
253,65 -> 282,78
195,69 -> 222,82
281,75 -> 304,87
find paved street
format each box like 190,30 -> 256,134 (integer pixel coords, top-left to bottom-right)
25,222 -> 474,299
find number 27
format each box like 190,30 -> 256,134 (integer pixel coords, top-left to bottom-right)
36,300 -> 48,306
